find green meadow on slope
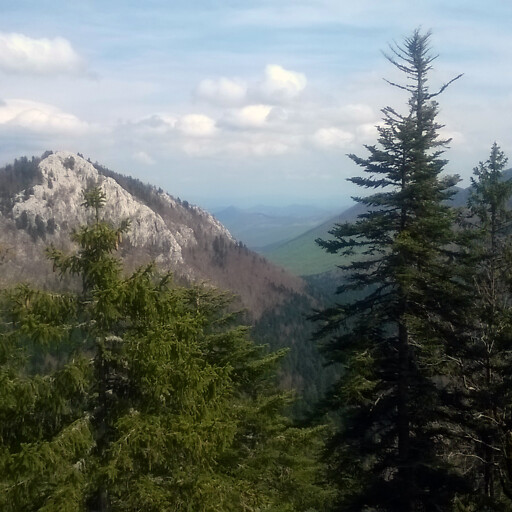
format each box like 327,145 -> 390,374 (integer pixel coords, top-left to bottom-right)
261,203 -> 365,276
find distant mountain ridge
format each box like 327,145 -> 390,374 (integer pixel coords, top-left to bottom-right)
260,202 -> 366,276
214,204 -> 339,249
261,183 -> 479,276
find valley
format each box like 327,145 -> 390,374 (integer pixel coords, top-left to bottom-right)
0,151 -> 338,415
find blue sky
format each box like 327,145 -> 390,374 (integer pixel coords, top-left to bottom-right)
1,1 -> 512,209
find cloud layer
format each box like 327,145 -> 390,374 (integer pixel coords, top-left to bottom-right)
0,33 -> 83,75
196,78 -> 247,106
112,63 -> 380,163
3,2 -> 512,207
0,99 -> 90,134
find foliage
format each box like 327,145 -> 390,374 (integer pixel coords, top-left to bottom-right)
313,29 -> 463,510
0,155 -> 44,212
253,291 -> 339,419
444,143 -> 512,510
0,186 -> 332,511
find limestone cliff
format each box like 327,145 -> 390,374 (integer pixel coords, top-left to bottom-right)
0,151 -> 306,318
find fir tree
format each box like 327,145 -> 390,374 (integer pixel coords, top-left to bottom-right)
446,144 -> 512,510
0,186 -> 331,511
0,284 -> 92,510
313,29 -> 462,511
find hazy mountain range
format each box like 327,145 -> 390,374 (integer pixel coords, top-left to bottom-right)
213,204 -> 339,250
221,183 -> 476,276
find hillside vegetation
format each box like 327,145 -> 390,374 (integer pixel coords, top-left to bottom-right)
261,203 -> 366,276
0,188 -> 333,511
0,151 -> 332,420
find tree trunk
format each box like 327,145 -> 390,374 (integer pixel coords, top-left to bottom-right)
397,317 -> 411,510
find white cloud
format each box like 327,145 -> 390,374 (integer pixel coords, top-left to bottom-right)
438,129 -> 466,146
0,32 -> 83,74
176,114 -> 216,137
249,140 -> 289,156
194,65 -> 306,108
0,99 -> 89,134
196,77 -> 247,106
224,136 -> 292,157
313,127 -> 354,148
223,104 -> 273,128
132,151 -> 155,165
126,113 -> 216,140
179,136 -> 291,158
132,115 -> 177,136
260,64 -> 307,101
356,122 -> 379,141
338,104 -> 375,123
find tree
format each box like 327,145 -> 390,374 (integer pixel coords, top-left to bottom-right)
445,144 -> 512,510
0,186 -> 331,511
313,29 -> 462,511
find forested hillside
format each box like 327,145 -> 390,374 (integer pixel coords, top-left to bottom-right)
0,188 -> 333,510
0,151 -> 308,319
0,151 -> 332,421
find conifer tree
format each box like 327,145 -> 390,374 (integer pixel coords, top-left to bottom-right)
313,29 -> 462,511
0,186 -> 331,511
0,286 -> 92,511
446,144 -> 512,510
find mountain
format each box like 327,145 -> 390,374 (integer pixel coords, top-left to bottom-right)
0,151 -> 307,318
262,185 -> 473,277
261,202 -> 366,276
213,204 -> 337,249
0,151 -> 335,413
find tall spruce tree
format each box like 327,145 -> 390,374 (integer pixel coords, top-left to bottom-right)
446,144 -> 512,510
313,29 -> 462,511
0,186 -> 332,511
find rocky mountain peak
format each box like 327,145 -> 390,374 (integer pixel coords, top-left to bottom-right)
10,151 -> 231,273
0,151 -> 306,318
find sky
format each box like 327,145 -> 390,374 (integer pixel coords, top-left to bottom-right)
1,1 -> 512,210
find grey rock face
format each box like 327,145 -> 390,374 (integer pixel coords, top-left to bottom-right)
10,151 -> 232,273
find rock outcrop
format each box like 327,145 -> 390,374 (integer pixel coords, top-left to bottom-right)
0,151 -> 306,318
